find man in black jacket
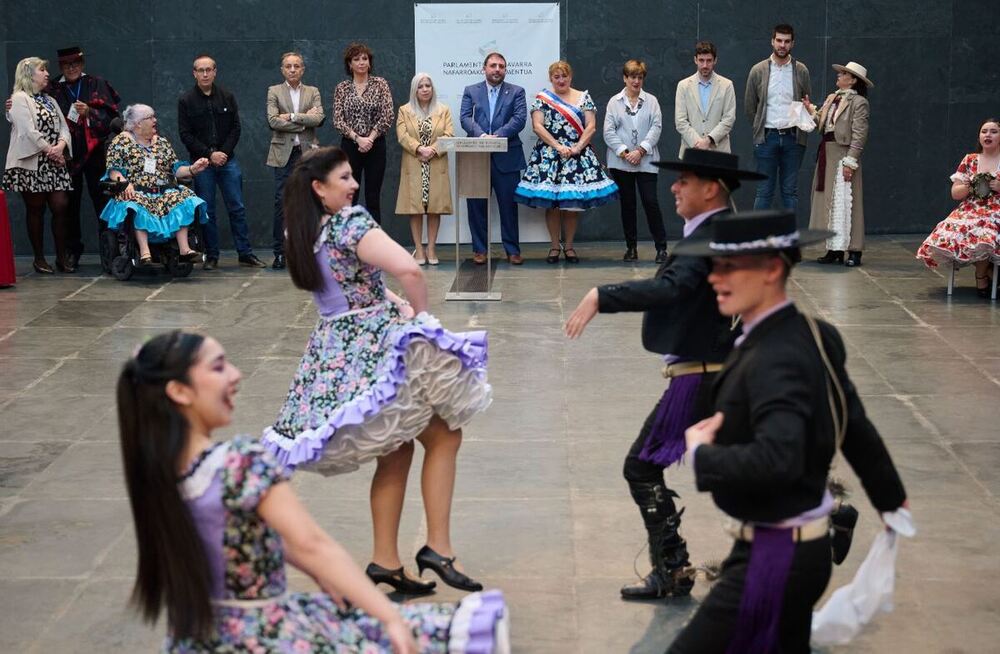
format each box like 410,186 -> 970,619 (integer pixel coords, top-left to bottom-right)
565,150 -> 765,601
177,54 -> 265,270
668,211 -> 908,653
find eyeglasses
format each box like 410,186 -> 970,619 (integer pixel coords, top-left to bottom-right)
193,67 -> 216,74
630,129 -> 639,146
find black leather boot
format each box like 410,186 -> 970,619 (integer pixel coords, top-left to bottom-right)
621,482 -> 694,600
817,250 -> 844,264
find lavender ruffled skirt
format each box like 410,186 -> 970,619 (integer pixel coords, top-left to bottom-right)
262,312 -> 492,476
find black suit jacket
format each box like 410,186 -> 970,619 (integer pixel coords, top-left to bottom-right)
694,304 -> 907,523
597,210 -> 735,361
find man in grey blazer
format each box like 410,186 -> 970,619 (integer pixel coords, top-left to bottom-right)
674,41 -> 736,156
266,51 -> 324,269
745,24 -> 812,214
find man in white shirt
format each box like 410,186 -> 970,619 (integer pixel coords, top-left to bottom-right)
674,41 -> 736,155
266,52 -> 324,269
744,24 -> 812,214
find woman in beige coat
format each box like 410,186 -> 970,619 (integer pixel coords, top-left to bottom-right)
395,73 -> 453,265
3,57 -> 74,274
805,61 -> 872,267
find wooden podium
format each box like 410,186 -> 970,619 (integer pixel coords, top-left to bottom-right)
438,136 -> 508,301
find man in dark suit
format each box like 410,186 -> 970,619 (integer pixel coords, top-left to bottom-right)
459,52 -> 527,264
565,150 -> 765,601
668,211 -> 908,653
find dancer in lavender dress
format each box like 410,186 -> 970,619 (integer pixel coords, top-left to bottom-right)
262,146 -> 492,596
117,331 -> 508,653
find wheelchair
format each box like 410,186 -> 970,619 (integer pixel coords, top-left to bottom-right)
98,179 -> 205,281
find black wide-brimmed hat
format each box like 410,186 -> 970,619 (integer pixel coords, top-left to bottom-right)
673,210 -> 833,257
57,46 -> 84,65
653,149 -> 766,190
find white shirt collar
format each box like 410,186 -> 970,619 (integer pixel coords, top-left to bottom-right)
613,88 -> 648,103
682,206 -> 727,238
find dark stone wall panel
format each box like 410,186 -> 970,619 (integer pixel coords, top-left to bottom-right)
2,1 -> 999,253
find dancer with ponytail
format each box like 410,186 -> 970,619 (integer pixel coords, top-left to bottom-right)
262,146 -> 492,595
117,330 -> 507,652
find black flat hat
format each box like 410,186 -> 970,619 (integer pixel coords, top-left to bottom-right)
653,149 -> 767,183
673,210 -> 833,257
57,46 -> 84,64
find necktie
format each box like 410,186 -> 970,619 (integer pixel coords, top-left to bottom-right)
489,87 -> 499,123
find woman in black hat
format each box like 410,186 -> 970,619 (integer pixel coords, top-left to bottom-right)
667,211 -> 908,653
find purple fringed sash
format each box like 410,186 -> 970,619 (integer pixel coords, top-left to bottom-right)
726,526 -> 796,654
637,374 -> 702,467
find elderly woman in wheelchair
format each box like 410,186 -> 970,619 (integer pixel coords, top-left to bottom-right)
100,104 -> 209,271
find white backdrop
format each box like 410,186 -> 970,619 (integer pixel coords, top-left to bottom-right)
413,2 -> 560,244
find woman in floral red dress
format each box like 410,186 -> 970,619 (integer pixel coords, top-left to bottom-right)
917,119 -> 1000,297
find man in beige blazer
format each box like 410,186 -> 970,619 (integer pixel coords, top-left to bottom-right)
674,41 -> 736,156
266,51 -> 324,269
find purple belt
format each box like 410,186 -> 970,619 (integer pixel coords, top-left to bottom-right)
637,372 -> 709,468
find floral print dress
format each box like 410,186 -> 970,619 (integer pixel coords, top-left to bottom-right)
1,95 -> 73,193
514,89 -> 618,210
262,206 -> 491,475
167,436 -> 507,653
100,132 -> 207,242
917,153 -> 1000,267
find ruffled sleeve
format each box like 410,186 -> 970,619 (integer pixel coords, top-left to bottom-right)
530,95 -> 544,113
580,91 -> 596,112
222,437 -> 291,512
950,154 -> 975,184
332,205 -> 380,253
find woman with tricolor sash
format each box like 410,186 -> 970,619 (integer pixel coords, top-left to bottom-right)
514,61 -> 618,264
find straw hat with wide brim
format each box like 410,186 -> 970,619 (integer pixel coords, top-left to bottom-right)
832,62 -> 873,88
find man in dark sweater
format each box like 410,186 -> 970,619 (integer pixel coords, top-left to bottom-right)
177,54 -> 264,269
565,150 -> 765,601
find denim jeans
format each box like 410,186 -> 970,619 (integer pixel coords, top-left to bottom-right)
193,158 -> 253,258
271,146 -> 303,256
752,129 -> 806,214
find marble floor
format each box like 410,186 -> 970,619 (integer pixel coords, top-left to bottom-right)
1,237 -> 998,653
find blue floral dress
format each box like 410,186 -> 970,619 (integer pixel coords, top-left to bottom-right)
167,436 -> 507,653
514,89 -> 618,210
100,132 -> 207,242
262,206 -> 492,475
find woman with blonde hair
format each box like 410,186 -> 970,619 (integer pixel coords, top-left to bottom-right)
395,73 -> 454,265
515,60 -> 618,264
2,57 -> 73,274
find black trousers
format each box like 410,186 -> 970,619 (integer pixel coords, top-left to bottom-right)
341,135 -> 386,223
622,372 -> 717,511
667,537 -> 833,654
67,150 -> 109,256
609,168 -> 666,250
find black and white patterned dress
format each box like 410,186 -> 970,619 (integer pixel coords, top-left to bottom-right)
2,95 -> 73,193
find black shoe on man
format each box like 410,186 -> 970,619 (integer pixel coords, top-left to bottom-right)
239,253 -> 267,268
655,248 -> 668,264
621,509 -> 694,600
272,254 -> 286,270
203,257 -> 219,271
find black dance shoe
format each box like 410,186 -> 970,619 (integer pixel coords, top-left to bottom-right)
816,250 -> 844,264
845,251 -> 863,267
623,246 -> 638,262
365,562 -> 437,596
621,567 -> 694,600
654,248 -> 668,264
272,254 -> 286,270
415,545 -> 483,592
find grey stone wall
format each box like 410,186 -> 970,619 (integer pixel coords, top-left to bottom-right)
3,0 -> 999,253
